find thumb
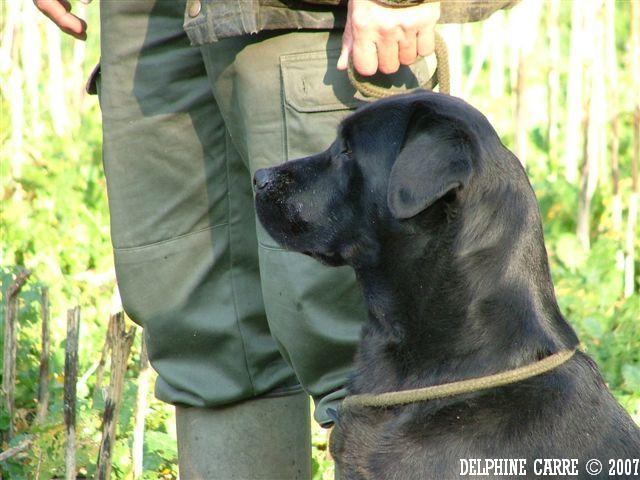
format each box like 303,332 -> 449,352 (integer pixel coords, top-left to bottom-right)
337,25 -> 353,71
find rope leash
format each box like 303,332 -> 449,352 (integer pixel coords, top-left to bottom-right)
347,30 -> 450,99
342,349 -> 576,409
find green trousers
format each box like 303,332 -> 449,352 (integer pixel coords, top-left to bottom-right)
97,1 -> 366,425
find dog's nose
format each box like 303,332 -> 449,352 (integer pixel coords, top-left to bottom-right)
253,168 -> 273,191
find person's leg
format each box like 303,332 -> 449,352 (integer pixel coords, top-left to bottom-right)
98,2 -> 310,478
176,391 -> 310,479
201,30 -> 368,427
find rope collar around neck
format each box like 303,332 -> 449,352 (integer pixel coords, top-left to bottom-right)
342,349 -> 577,409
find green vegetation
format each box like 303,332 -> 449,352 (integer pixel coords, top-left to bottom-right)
1,1 -> 638,479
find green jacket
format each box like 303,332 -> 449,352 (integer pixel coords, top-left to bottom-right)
184,0 -> 519,45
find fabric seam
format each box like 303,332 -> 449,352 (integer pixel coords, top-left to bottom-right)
114,222 -> 229,252
279,59 -> 289,161
257,241 -> 287,252
224,131 -> 257,395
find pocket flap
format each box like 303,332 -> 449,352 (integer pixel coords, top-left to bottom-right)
280,50 -> 361,113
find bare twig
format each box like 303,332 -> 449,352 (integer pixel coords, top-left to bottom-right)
64,307 -> 80,480
36,286 -> 50,425
2,269 -> 30,442
93,313 -> 116,403
96,312 -> 135,480
132,334 -> 151,479
0,435 -> 33,462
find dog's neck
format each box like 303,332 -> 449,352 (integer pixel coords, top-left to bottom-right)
351,182 -> 579,394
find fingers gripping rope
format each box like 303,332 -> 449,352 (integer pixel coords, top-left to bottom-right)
347,31 -> 450,99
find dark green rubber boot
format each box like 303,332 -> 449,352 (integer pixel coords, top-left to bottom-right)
176,391 -> 312,479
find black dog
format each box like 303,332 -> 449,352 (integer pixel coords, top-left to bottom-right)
254,91 -> 640,479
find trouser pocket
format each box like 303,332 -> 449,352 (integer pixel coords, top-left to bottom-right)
280,48 -> 362,161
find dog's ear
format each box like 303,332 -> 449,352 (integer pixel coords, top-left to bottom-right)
387,119 -> 473,219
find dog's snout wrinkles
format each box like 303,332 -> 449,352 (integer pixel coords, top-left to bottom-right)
253,168 -> 273,191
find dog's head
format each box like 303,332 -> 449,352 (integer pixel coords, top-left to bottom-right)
254,91 -> 517,268
256,90 -> 579,371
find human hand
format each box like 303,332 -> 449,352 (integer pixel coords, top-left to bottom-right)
34,0 -> 88,41
337,0 -> 441,76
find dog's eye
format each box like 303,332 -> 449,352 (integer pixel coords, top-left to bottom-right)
331,139 -> 352,167
339,148 -> 352,162
333,148 -> 352,167
338,138 -> 352,157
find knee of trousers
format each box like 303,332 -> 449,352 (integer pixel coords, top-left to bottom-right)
112,224 -> 299,408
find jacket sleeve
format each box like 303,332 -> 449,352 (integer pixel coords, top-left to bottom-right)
300,0 -> 519,24
439,0 -> 519,23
